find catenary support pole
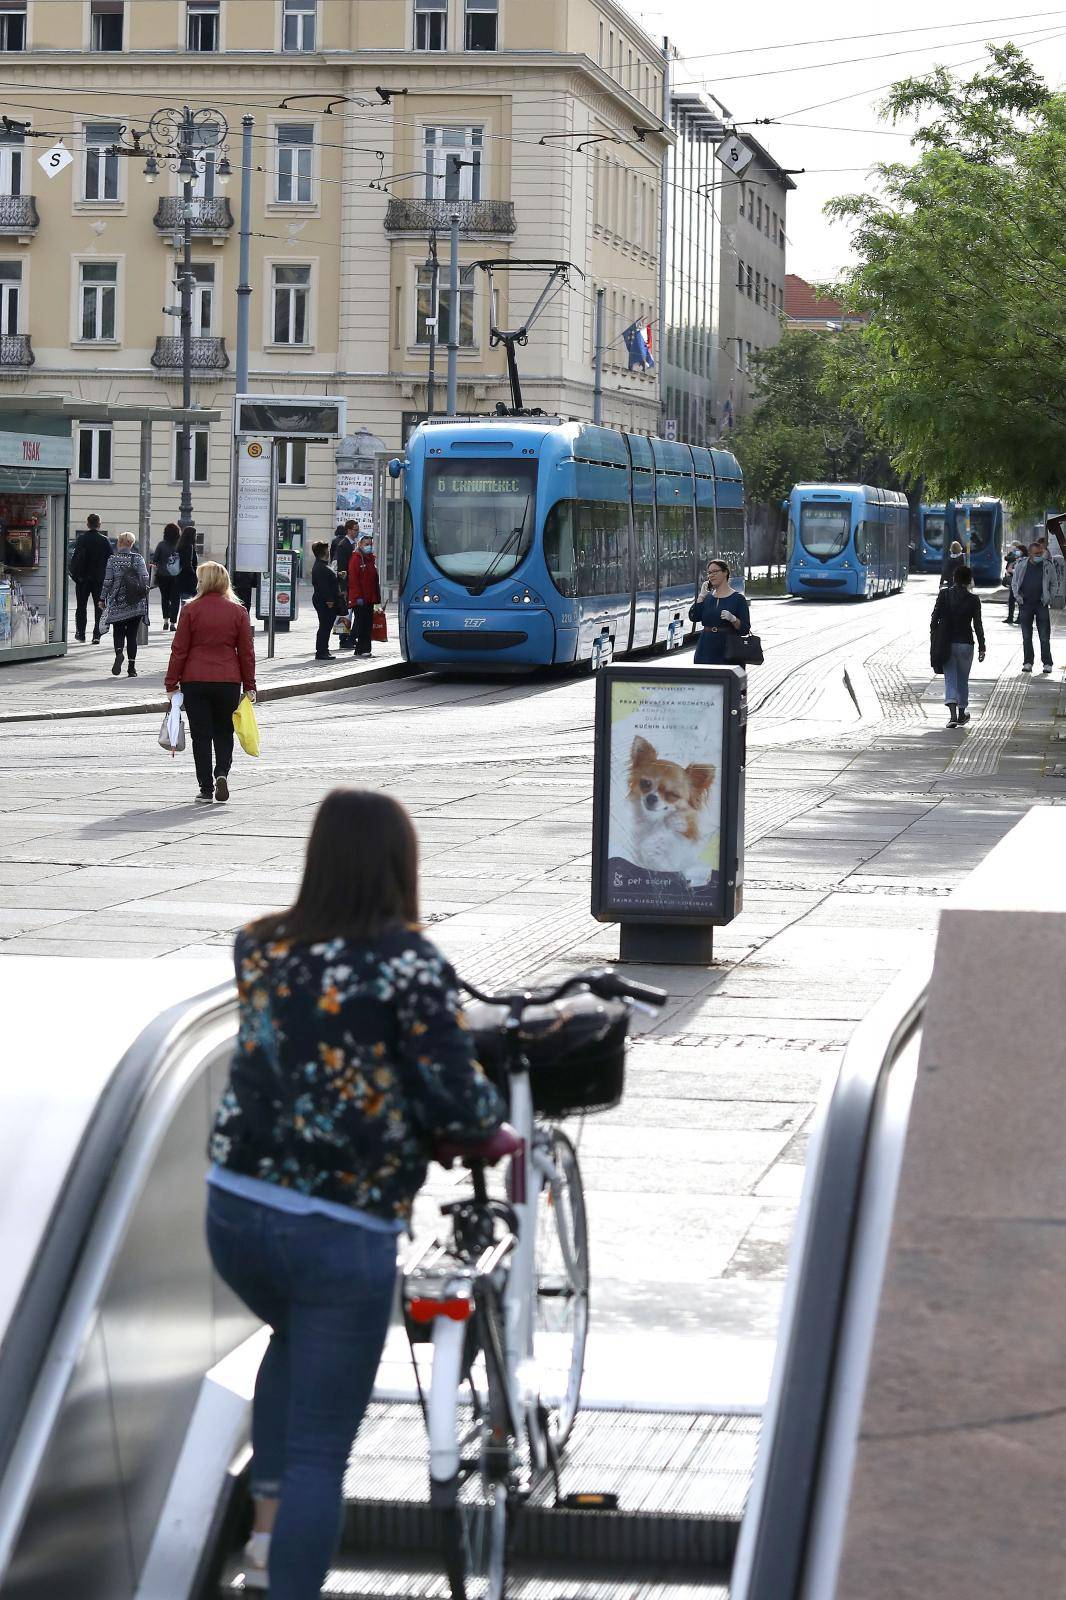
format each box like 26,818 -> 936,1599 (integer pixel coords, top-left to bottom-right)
137,417 -> 152,645
593,287 -> 605,424
228,113 -> 254,577
658,37 -> 670,428
446,212 -> 459,415
267,439 -> 280,660
177,107 -> 194,529
426,231 -> 439,418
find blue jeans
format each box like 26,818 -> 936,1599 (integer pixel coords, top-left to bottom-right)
1019,602 -> 1052,667
943,642 -> 974,708
206,1187 -> 397,1600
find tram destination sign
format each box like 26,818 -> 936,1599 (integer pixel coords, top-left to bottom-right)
434,473 -> 525,495
234,394 -> 347,440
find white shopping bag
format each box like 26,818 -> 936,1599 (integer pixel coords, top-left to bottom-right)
158,691 -> 186,755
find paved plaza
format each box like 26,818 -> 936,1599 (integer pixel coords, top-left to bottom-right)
2,576 -> 1062,1407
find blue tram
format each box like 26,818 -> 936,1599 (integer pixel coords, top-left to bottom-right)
786,483 -> 909,599
947,497 -> 1004,586
915,503 -> 947,574
393,418 -> 746,670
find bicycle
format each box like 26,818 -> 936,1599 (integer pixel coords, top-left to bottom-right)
401,967 -> 666,1600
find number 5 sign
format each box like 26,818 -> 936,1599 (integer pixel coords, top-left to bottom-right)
38,144 -> 74,179
715,137 -> 754,178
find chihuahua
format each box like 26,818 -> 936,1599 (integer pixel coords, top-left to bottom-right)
626,735 -> 716,887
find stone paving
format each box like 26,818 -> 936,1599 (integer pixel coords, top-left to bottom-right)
2,575 -> 1064,1407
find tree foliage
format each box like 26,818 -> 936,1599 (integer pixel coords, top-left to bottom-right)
729,330 -> 904,507
829,44 -> 1066,510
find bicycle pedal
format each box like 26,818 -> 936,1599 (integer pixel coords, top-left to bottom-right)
559,1491 -> 619,1511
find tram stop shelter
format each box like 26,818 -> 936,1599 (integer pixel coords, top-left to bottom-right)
0,397 -> 220,666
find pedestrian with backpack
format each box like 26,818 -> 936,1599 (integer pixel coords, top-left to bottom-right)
99,532 -> 150,678
151,522 -> 182,630
174,524 -> 199,610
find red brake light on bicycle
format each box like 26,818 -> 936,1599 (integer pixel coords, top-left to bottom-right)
407,1296 -> 473,1324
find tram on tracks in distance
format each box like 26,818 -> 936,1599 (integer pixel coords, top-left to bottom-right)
915,503 -> 947,573
786,483 -> 910,599
947,496 -> 1005,585
392,417 -> 746,670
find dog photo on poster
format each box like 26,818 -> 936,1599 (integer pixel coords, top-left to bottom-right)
605,677 -> 726,916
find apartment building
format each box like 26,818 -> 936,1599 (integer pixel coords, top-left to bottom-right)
0,0 -> 668,556
661,91 -> 722,447
716,139 -> 793,429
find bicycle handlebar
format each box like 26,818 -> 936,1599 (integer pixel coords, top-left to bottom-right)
461,966 -> 667,1013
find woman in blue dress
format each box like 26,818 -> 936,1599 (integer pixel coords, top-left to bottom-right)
689,559 -> 751,664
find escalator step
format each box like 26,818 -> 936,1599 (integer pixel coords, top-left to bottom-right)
220,1556 -> 732,1598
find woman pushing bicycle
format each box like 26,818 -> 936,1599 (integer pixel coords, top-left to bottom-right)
205,789 -> 509,1599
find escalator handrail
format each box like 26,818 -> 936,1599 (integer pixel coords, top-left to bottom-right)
0,980 -> 236,1530
730,961 -> 929,1600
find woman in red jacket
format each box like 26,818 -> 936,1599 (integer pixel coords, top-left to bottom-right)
346,532 -> 381,657
165,561 -> 257,805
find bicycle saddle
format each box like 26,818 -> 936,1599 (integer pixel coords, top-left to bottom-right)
434,1122 -> 522,1169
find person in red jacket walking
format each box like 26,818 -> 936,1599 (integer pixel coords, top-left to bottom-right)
347,531 -> 381,657
165,561 -> 257,805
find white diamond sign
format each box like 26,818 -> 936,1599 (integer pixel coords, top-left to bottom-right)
38,144 -> 73,179
715,137 -> 755,177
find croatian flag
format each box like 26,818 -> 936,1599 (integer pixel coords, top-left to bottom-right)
623,321 -> 655,371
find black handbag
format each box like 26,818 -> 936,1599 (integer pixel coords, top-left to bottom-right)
723,630 -> 764,666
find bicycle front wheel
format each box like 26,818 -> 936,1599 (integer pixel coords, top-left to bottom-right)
533,1127 -> 589,1450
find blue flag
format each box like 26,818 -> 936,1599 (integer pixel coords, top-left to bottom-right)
623,321 -> 654,371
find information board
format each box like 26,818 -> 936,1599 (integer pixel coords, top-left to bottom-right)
235,437 -> 272,572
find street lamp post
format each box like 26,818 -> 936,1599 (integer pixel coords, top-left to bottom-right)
141,106 -> 231,529
425,230 -> 439,418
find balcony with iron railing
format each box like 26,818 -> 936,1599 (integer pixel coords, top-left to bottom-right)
153,196 -> 234,238
0,196 -> 39,238
0,334 -> 34,375
384,198 -> 516,235
151,335 -> 229,376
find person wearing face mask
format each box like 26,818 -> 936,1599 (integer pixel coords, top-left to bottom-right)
346,531 -> 381,657
1011,540 -> 1056,673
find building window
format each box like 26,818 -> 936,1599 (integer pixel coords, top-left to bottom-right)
191,121 -> 222,198
0,4 -> 26,50
755,271 -> 761,305
80,261 -> 117,340
756,196 -> 762,229
416,263 -> 474,346
173,426 -> 210,483
745,264 -> 752,298
0,132 -> 22,197
0,262 -> 20,333
415,0 -> 446,50
282,0 -> 315,50
186,261 -> 214,335
90,0 -> 124,50
83,122 -> 120,201
737,258 -> 744,292
276,124 -> 314,203
277,439 -> 307,485
187,1 -> 219,50
78,425 -> 112,480
272,263 -> 310,344
597,19 -> 602,63
608,29 -> 614,73
747,188 -> 754,222
464,0 -> 496,50
424,126 -> 482,201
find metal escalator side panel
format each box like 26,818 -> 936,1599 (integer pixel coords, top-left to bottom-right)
729,960 -> 929,1600
0,980 -> 246,1598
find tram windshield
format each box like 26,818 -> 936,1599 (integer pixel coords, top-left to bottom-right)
969,508 -> 993,550
923,513 -> 946,550
799,502 -> 852,559
425,460 -> 537,591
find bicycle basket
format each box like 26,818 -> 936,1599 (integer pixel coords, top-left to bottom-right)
466,992 -> 629,1118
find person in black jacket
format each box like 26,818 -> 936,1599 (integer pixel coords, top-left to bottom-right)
174,524 -> 199,608
940,539 -> 965,588
931,564 -> 985,727
68,513 -> 112,642
150,522 -> 182,630
311,539 -> 341,660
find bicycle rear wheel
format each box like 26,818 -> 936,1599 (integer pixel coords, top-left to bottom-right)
440,1465 -> 508,1600
533,1127 -> 589,1450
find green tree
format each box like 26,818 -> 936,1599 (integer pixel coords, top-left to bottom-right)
730,330 -> 903,508
829,44 -> 1066,510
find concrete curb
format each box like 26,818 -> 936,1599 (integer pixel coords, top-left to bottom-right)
0,657 -> 417,725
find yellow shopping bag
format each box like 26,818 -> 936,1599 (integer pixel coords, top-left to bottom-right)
232,693 -> 260,758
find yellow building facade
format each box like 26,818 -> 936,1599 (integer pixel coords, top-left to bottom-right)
0,0 -> 667,555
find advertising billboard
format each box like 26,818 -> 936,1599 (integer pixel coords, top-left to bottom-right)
592,663 -> 745,928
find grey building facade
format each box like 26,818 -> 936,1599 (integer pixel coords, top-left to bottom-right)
715,139 -> 794,430
661,92 -> 723,445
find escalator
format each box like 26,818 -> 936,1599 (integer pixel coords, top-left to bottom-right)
0,951 -> 930,1600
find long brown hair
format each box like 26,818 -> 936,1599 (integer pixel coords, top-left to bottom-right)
248,789 -> 420,944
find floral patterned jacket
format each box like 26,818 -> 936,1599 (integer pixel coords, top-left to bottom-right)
210,926 -> 505,1223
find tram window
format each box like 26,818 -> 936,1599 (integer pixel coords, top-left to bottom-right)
696,502 -> 715,568
970,509 -> 992,550
544,500 -> 576,596
716,505 -> 745,569
924,513 -> 945,550
424,459 -> 537,587
799,503 -> 851,558
657,502 -> 695,588
400,499 -> 414,589
634,497 -> 656,589
855,520 -> 870,564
